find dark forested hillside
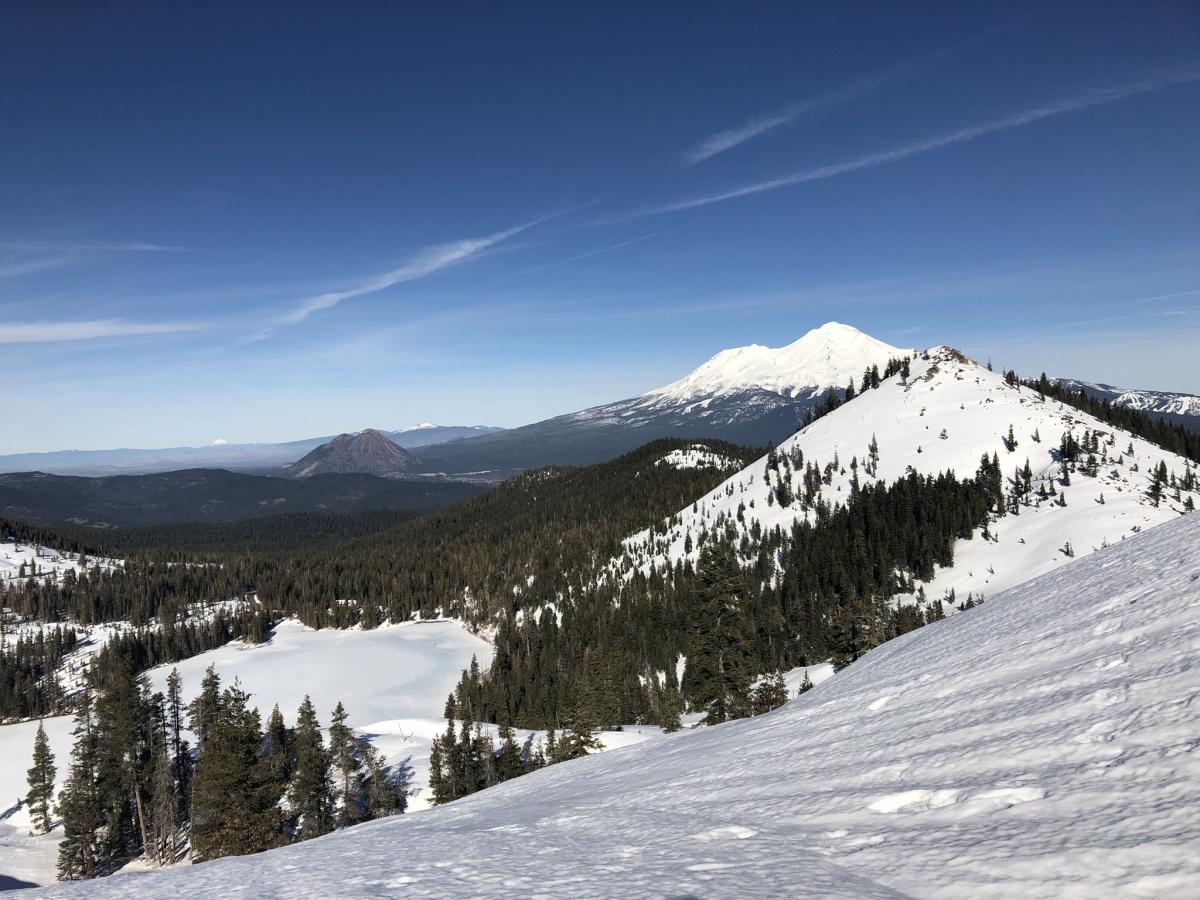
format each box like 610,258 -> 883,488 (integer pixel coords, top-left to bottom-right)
0,469 -> 486,528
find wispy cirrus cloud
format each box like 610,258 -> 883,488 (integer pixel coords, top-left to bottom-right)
0,239 -> 192,281
683,16 -> 1035,166
684,64 -> 918,166
622,69 -> 1200,222
262,214 -> 561,338
506,232 -> 662,278
0,239 -> 191,254
0,319 -> 207,344
0,257 -> 78,281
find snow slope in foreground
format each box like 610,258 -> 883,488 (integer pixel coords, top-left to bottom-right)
37,512 -> 1200,898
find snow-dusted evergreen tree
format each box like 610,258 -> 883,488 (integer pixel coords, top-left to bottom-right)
659,675 -> 684,733
90,660 -> 154,868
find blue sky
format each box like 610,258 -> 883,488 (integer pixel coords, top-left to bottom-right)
2,2 -> 1198,453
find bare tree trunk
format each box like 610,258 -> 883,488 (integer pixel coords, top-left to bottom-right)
133,781 -> 150,860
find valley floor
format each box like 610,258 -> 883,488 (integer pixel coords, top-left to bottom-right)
29,512 -> 1200,898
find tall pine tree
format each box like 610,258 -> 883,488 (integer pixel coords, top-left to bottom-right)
26,720 -> 56,835
685,543 -> 753,724
287,696 -> 334,840
190,683 -> 282,862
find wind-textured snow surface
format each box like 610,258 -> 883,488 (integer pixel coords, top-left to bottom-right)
617,347 -> 1199,611
35,513 -> 1200,898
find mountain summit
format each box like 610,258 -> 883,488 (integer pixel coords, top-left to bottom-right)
649,322 -> 907,402
288,429 -> 420,478
411,323 -> 912,476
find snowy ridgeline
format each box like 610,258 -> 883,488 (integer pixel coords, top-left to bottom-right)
614,348 -> 1199,611
28,510 -> 1200,899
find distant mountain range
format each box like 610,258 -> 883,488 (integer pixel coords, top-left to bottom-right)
0,425 -> 503,477
1056,378 -> 1200,431
287,429 -> 421,478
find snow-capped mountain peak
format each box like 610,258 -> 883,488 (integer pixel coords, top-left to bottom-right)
647,321 -> 909,403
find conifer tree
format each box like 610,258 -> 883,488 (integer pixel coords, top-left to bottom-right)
287,696 -> 334,840
495,723 -> 523,782
26,720 -> 56,835
57,695 -> 101,881
361,743 -> 403,819
264,704 -> 293,781
554,701 -> 602,762
191,683 -> 282,862
750,671 -> 789,715
659,678 -> 683,733
427,726 -> 451,806
327,701 -> 363,828
187,666 -> 222,753
164,669 -> 190,826
91,659 -> 152,865
147,740 -> 176,864
685,543 -> 753,724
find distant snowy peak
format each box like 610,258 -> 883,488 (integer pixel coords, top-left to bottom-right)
395,423 -> 440,432
646,322 -> 910,403
1057,378 -> 1200,419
